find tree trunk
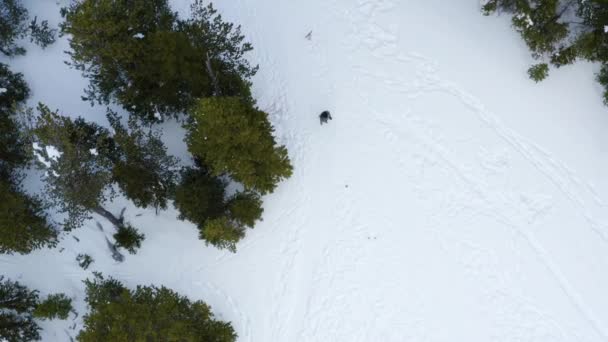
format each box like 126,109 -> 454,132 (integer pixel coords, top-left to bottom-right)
92,206 -> 123,228
206,52 -> 221,96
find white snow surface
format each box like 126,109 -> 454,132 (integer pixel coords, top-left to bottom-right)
3,1 -> 608,341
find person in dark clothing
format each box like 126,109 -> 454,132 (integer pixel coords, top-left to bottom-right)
319,110 -> 332,125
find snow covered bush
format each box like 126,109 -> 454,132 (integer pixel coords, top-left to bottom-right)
78,274 -> 237,341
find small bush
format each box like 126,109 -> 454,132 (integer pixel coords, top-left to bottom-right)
76,253 -> 93,270
528,63 -> 549,82
201,217 -> 245,253
33,293 -> 72,320
113,224 -> 144,254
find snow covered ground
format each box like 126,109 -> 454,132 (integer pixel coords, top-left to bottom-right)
2,0 -> 608,341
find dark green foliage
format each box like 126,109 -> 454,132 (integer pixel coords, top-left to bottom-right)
186,97 -> 292,194
107,112 -> 178,210
0,63 -> 30,175
0,277 -> 40,341
174,165 -> 264,251
227,191 -> 263,228
0,0 -> 28,56
200,217 -> 245,252
528,63 -> 549,82
113,224 -> 144,254
0,276 -> 39,313
0,0 -> 56,56
77,274 -> 237,342
174,165 -> 227,225
27,16 -> 55,49
0,277 -> 70,341
33,293 -> 72,320
597,63 -> 608,104
76,253 -> 93,269
0,179 -> 57,254
33,104 -> 115,230
483,0 -> 608,103
0,65 -> 56,255
61,0 -> 256,122
179,0 -> 257,98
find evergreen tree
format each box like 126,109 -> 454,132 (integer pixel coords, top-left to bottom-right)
0,63 -> 30,175
227,191 -> 263,228
112,224 -> 144,254
0,277 -> 72,341
186,97 -> 292,194
77,274 -> 237,342
200,217 -> 245,252
61,0 -> 255,122
33,104 -> 116,230
0,0 -> 55,56
107,111 -> 178,211
0,179 -> 57,254
33,293 -> 72,320
528,63 -> 549,82
173,165 -> 227,226
0,276 -> 40,341
483,0 -> 608,103
0,65 -> 56,254
174,165 -> 264,251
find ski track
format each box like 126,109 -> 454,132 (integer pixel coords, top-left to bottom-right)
259,0 -> 608,340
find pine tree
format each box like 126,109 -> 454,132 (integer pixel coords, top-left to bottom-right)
107,111 -> 178,211
227,191 -> 263,228
0,277 -> 40,341
174,164 -> 264,251
0,277 -> 72,341
200,217 -> 245,252
0,179 -> 57,254
33,104 -> 116,230
173,165 -> 227,226
61,0 -> 256,122
0,65 -> 56,254
483,1 -> 608,103
186,97 -> 292,194
113,224 -> 144,254
0,0 -> 55,56
33,294 -> 72,320
528,63 -> 549,82
77,274 -> 237,342
0,63 -> 30,175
